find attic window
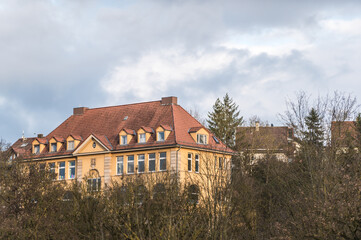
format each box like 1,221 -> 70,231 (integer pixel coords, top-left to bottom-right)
157,131 -> 165,141
213,136 -> 220,144
197,134 -> 207,144
139,133 -> 146,143
34,144 -> 40,154
121,135 -> 127,145
68,141 -> 75,151
51,143 -> 57,152
20,143 -> 28,147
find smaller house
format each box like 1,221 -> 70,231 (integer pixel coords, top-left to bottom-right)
236,123 -> 297,163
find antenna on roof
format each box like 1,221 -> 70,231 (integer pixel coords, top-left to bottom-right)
22,130 -> 26,142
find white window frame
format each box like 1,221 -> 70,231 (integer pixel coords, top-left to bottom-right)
139,133 -> 146,143
87,178 -> 101,192
157,131 -> 165,141
51,143 -> 57,152
195,154 -> 199,173
121,135 -> 128,145
159,152 -> 166,171
117,156 -> 124,175
138,154 -> 145,173
188,153 -> 192,172
127,155 -> 134,174
197,134 -> 207,144
58,161 -> 65,180
148,153 -> 156,172
34,144 -> 40,154
69,160 -> 76,179
68,141 -> 74,150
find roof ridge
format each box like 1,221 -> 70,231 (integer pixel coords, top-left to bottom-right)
87,100 -> 161,111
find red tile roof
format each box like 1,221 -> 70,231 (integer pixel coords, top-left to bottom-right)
12,98 -> 233,158
121,128 -> 136,135
237,126 -> 294,150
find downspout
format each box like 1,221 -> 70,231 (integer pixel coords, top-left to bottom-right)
176,145 -> 182,182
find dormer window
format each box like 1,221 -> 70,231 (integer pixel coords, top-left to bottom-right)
51,143 -> 57,152
68,141 -> 75,150
139,133 -> 146,143
197,134 -> 207,144
34,144 -> 40,154
157,131 -> 165,141
121,135 -> 127,145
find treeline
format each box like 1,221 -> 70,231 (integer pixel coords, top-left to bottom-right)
1,91 -> 361,239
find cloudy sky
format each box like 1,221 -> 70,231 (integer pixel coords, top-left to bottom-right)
1,0 -> 361,143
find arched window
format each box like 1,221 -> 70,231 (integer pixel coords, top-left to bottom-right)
87,169 -> 101,192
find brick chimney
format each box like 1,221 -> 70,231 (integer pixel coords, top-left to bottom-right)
73,107 -> 89,115
161,96 -> 177,105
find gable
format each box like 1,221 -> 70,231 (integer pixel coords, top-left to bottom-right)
74,135 -> 109,154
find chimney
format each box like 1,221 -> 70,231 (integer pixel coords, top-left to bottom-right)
161,96 -> 177,105
73,107 -> 89,115
37,133 -> 44,138
255,122 -> 260,132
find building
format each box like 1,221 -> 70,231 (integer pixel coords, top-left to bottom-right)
331,121 -> 359,149
9,97 -> 233,199
236,123 -> 297,163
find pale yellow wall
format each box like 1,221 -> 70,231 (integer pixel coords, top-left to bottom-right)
78,138 -> 107,154
28,143 -> 232,197
32,139 -> 46,154
137,128 -> 152,142
66,136 -> 80,150
49,138 -> 63,152
36,157 -> 77,181
156,126 -> 171,141
119,130 -> 133,144
190,128 -> 209,143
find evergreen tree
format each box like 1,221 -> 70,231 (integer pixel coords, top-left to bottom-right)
354,113 -> 361,147
303,108 -> 324,146
207,93 -> 243,149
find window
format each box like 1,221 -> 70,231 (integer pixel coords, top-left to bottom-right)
51,143 -> 57,152
188,153 -> 192,172
116,156 -> 123,175
127,155 -> 134,174
139,133 -> 146,143
121,135 -> 127,145
138,154 -> 145,173
157,131 -> 165,141
213,136 -> 220,144
195,154 -> 199,173
91,158 -> 96,168
219,157 -> 223,170
87,178 -> 101,192
149,153 -> 155,172
34,144 -> 40,154
197,134 -> 207,144
69,161 -> 75,179
159,152 -> 166,171
59,161 -> 65,180
49,162 -> 56,180
68,141 -> 74,150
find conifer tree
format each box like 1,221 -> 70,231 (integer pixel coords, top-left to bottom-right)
207,94 -> 243,149
303,108 -> 324,146
354,113 -> 361,147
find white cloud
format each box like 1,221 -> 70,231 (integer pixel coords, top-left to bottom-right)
101,48 -> 236,103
